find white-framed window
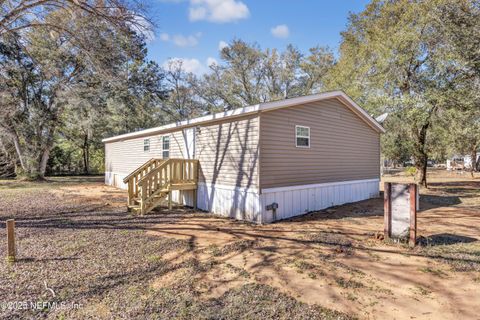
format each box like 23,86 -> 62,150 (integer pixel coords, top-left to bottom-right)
143,138 -> 150,152
295,125 -> 310,148
162,136 -> 170,159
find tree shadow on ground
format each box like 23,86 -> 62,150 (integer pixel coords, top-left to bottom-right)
0,176 -> 104,189
427,181 -> 480,188
280,198 -> 384,223
420,194 -> 462,210
417,233 -> 477,246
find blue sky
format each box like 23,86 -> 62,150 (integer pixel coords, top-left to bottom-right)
144,0 -> 370,74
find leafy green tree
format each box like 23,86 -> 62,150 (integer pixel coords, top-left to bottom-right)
435,0 -> 480,175
161,59 -> 205,122
0,9 -> 147,179
105,60 -> 168,135
381,114 -> 413,167
327,0 -> 465,187
195,39 -> 334,111
0,0 -> 146,36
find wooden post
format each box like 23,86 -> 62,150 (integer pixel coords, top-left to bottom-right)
409,183 -> 417,247
127,179 -> 133,206
384,182 -> 392,238
168,160 -> 173,210
140,183 -> 146,215
168,191 -> 172,210
6,219 -> 15,263
194,160 -> 198,210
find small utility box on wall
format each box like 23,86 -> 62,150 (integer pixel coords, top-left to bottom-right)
384,183 -> 418,246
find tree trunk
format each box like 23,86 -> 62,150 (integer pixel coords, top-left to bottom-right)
10,131 -> 25,171
82,134 -> 90,175
39,147 -> 50,178
414,122 -> 431,188
471,147 -> 478,178
417,155 -> 428,187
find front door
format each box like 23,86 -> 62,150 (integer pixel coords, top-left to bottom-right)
183,127 -> 196,159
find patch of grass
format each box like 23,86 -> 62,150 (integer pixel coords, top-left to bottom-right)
413,285 -> 431,296
371,285 -> 394,296
208,240 -> 257,257
289,259 -> 326,279
329,261 -> 365,277
417,242 -> 480,272
333,245 -> 355,256
207,244 -> 222,256
335,277 -> 365,289
345,292 -> 358,301
366,251 -> 382,262
292,259 -> 316,273
303,231 -> 352,247
181,257 -> 218,274
419,267 -> 448,277
200,283 -> 354,320
224,263 -> 250,278
146,255 -> 163,263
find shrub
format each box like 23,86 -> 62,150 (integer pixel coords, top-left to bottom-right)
404,166 -> 417,177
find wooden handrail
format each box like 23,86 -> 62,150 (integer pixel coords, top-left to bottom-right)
137,159 -> 171,185
138,159 -> 198,184
124,158 -> 165,206
123,158 -> 163,184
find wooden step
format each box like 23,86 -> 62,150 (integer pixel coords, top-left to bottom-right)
128,205 -> 141,214
132,192 -> 167,203
128,192 -> 169,215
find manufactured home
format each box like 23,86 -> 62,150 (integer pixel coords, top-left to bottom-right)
103,91 -> 385,223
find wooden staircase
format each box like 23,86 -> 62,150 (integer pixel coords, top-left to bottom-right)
123,158 -> 199,215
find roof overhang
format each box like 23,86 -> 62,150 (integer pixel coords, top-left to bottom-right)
102,90 -> 385,143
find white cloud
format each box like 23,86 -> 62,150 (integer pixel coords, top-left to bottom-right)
270,24 -> 289,39
159,33 -> 170,41
162,58 -> 205,75
218,40 -> 228,51
131,15 -> 155,42
172,34 -> 199,47
162,57 -> 220,75
189,0 -> 250,23
159,32 -> 201,47
206,57 -> 218,66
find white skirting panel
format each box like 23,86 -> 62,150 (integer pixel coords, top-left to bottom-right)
171,190 -> 195,207
259,179 -> 380,223
105,171 -> 128,189
197,182 -> 262,223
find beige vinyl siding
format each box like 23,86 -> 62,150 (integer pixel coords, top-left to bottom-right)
105,132 -> 181,175
105,135 -> 162,174
259,98 -> 380,189
170,131 -> 186,158
195,115 -> 259,188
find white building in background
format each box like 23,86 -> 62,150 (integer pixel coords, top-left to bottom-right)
447,154 -> 480,171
